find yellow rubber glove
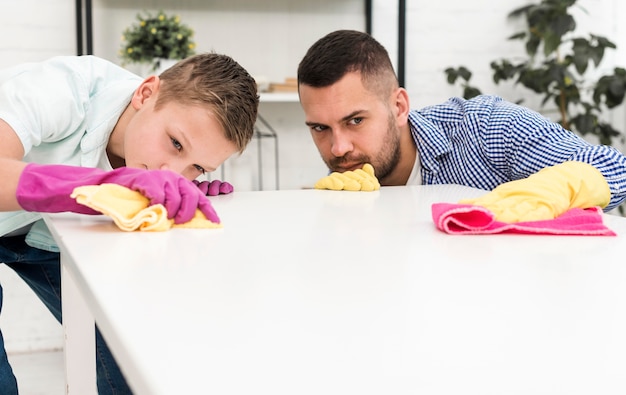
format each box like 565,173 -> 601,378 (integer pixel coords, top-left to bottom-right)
314,163 -> 381,191
459,161 -> 610,223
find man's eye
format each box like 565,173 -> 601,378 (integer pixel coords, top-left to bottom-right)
312,125 -> 327,132
171,137 -> 182,151
349,117 -> 363,125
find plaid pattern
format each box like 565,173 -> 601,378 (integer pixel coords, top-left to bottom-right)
410,95 -> 626,210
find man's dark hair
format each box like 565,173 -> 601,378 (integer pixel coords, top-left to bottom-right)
298,29 -> 398,93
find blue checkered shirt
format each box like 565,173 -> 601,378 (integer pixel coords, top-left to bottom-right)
410,95 -> 626,211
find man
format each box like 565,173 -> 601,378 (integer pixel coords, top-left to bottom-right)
297,29 -> 626,222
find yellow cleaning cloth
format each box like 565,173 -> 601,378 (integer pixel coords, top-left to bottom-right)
70,184 -> 222,232
314,163 -> 380,191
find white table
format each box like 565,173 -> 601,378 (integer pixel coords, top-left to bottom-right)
44,185 -> 626,395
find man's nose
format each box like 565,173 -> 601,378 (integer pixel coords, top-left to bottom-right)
330,129 -> 353,157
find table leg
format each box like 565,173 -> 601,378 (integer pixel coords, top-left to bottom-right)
61,259 -> 97,394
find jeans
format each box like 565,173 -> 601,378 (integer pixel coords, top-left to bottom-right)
0,235 -> 133,394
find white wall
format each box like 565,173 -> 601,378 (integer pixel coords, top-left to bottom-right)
1,0 -> 625,355
0,0 -> 75,68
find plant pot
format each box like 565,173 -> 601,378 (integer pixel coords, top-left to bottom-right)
124,59 -> 179,78
154,58 -> 178,75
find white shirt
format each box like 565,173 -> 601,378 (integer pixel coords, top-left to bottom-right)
0,55 -> 142,251
406,151 -> 422,185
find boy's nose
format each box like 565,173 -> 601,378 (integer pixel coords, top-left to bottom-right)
159,162 -> 197,180
159,162 -> 183,174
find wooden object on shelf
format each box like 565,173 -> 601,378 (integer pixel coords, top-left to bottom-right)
269,77 -> 298,93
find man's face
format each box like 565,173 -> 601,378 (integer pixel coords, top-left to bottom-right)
123,87 -> 237,181
299,72 -> 402,181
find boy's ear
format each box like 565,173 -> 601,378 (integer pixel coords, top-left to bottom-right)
130,76 -> 161,110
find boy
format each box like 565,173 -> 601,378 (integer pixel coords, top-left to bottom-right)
0,53 -> 259,393
297,30 -> 626,221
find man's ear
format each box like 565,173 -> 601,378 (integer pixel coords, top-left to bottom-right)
393,87 -> 410,126
130,75 -> 161,110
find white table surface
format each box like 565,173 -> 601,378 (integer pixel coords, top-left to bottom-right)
44,185 -> 626,395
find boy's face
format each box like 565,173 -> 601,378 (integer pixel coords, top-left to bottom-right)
299,71 -> 404,183
123,78 -> 237,180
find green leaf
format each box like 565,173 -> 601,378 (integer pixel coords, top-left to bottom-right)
597,123 -> 621,145
508,32 -> 527,40
543,31 -> 561,56
550,14 -> 576,37
457,66 -> 473,81
444,67 -> 458,84
572,51 -> 589,74
463,86 -> 482,99
609,79 -> 625,98
571,113 -> 597,135
594,35 -> 616,49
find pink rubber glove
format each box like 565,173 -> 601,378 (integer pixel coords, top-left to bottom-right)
16,163 -> 220,224
193,179 -> 234,196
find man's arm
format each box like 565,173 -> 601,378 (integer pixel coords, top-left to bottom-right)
486,98 -> 626,210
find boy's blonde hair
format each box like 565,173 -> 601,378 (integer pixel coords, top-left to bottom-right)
157,53 -> 259,153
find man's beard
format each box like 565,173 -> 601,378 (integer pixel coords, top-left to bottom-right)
326,113 -> 401,182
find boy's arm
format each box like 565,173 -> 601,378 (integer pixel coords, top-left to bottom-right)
0,119 -> 28,211
0,119 -> 220,224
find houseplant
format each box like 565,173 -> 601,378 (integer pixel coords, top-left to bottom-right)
444,0 -> 626,147
119,10 -> 196,72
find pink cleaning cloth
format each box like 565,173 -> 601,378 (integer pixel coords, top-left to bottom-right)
431,203 -> 616,236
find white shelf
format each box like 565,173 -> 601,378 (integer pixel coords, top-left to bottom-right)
259,92 -> 299,103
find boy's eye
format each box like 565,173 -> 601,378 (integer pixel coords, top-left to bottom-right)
194,164 -> 206,174
171,137 -> 182,151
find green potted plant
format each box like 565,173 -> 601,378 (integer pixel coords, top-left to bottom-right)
119,10 -> 196,72
444,0 -> 626,147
